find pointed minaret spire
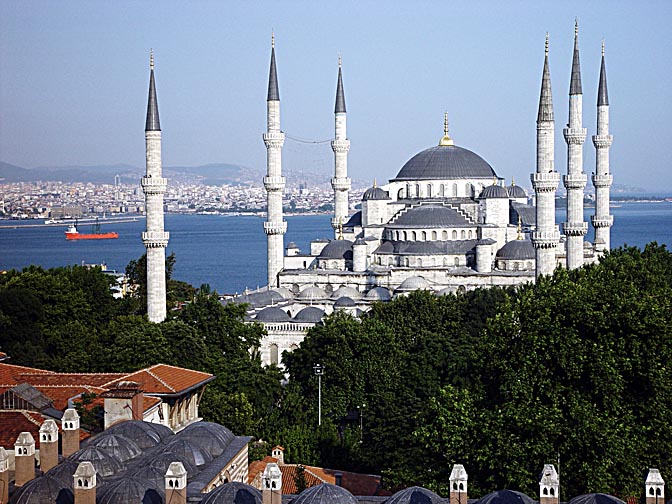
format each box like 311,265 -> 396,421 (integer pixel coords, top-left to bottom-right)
597,40 -> 609,106
145,49 -> 161,131
268,32 -> 280,101
335,55 -> 346,113
570,19 -> 583,95
537,33 -> 554,123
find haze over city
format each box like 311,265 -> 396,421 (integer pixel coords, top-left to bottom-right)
1,0 -> 671,192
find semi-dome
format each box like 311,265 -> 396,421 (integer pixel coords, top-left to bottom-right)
294,306 -> 325,323
104,419 -> 173,449
393,144 -> 497,181
386,486 -> 445,504
87,433 -> 142,462
496,240 -> 535,260
298,285 -> 328,301
255,306 -> 291,323
364,286 -> 392,301
569,494 -> 627,504
387,205 -> 471,228
479,184 -> 509,199
332,285 -> 362,300
318,240 -> 353,260
363,185 -> 391,200
291,483 -> 358,504
507,183 -> 527,198
476,490 -> 537,504
396,276 -> 431,292
334,296 -> 356,308
97,475 -> 163,504
201,482 -> 263,504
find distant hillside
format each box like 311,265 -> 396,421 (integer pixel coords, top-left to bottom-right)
0,162 -> 140,184
166,163 -> 264,186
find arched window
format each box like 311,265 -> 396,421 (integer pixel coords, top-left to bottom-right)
454,257 -> 460,266
421,231 -> 427,241
440,184 -> 445,197
442,230 -> 448,240
427,184 -> 432,197
452,230 -> 457,239
270,344 -> 279,365
461,230 -> 466,239
452,183 -> 458,197
465,183 -> 471,196
418,258 -> 423,267
444,257 -> 450,266
404,258 -> 409,267
432,231 -> 437,240
415,184 -> 421,197
468,230 -> 473,239
398,188 -> 404,199
403,231 -> 408,241
412,231 -> 417,241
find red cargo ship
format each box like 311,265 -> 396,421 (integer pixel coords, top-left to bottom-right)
65,219 -> 118,240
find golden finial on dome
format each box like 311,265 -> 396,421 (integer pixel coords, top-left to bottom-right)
511,177 -> 516,186
545,33 -> 549,56
439,111 -> 454,146
492,176 -> 498,186
517,215 -> 523,240
150,49 -> 154,70
373,178 -> 377,188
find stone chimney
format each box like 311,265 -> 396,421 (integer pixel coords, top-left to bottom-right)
262,462 -> 282,504
271,445 -> 284,465
645,469 -> 665,504
0,447 -> 9,504
14,432 -> 36,487
539,464 -> 560,504
449,464 -> 468,504
74,461 -> 97,504
165,462 -> 187,504
62,408 -> 81,458
39,419 -> 59,472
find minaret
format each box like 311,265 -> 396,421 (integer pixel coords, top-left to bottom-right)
531,34 -> 561,278
331,56 -> 351,236
591,40 -> 613,252
563,21 -> 588,269
264,34 -> 287,287
142,49 -> 169,322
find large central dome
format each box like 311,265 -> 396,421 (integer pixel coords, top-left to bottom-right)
393,144 -> 497,181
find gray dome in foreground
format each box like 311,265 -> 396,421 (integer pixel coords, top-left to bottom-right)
71,446 -> 124,477
334,296 -> 357,307
507,184 -> 527,198
97,475 -> 163,504
178,421 -> 235,457
299,285 -> 328,301
87,433 -> 142,462
255,306 -> 292,323
569,494 -> 627,504
364,287 -> 392,301
8,474 -> 73,504
294,306 -> 325,323
496,240 -> 535,260
479,184 -> 509,199
291,483 -> 357,504
394,144 -> 496,181
386,486 -> 445,504
201,482 -> 263,504
318,240 -> 353,260
332,285 -> 362,300
476,490 -> 537,504
103,419 -> 173,449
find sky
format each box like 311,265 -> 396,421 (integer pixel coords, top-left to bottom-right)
1,1 -> 671,192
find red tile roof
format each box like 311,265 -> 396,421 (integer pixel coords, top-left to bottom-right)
0,410 -> 91,450
0,363 -> 53,385
104,364 -> 214,395
31,385 -> 106,411
16,372 -> 127,387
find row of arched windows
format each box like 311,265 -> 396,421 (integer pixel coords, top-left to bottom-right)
390,229 -> 475,241
376,256 -> 463,267
397,182 -> 486,199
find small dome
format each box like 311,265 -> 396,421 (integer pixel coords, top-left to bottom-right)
299,286 -> 328,301
507,184 -> 527,198
201,482 -> 263,504
272,287 -> 294,299
334,296 -> 357,308
178,421 -> 235,456
255,307 -> 292,323
363,186 -> 391,201
87,433 -> 142,462
496,240 -> 535,260
396,276 -> 431,292
318,240 -> 353,260
569,494 -> 627,504
294,306 -> 325,323
104,420 -> 173,450
97,475 -> 163,504
364,287 -> 392,301
160,438 -> 213,467
286,242 -> 299,248
44,459 -> 81,488
9,474 -> 74,504
477,490 -> 537,504
292,483 -> 358,504
331,286 -> 362,300
71,446 -> 124,478
129,464 -> 166,487
393,144 -> 497,181
479,184 -> 509,199
353,238 -> 367,246
387,486 -> 445,504
133,451 -> 199,480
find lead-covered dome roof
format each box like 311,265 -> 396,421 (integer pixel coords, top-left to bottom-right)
255,306 -> 292,323
393,145 -> 497,181
86,433 -> 142,462
294,306 -> 325,323
363,186 -> 391,200
291,483 -> 358,504
496,240 -> 535,260
318,240 -> 353,260
178,421 -> 236,457
8,474 -> 74,504
479,184 -> 509,199
201,482 -> 263,504
476,490 -> 537,504
386,486 -> 445,504
396,276 -> 431,292
103,419 -> 173,449
97,475 -> 163,504
507,183 -> 527,198
569,494 -> 627,504
364,287 -> 392,301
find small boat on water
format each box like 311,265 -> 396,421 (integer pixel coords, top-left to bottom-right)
65,219 -> 118,240
45,218 -> 64,225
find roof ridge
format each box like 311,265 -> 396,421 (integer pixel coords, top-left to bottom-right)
21,410 -> 44,427
145,369 -> 176,393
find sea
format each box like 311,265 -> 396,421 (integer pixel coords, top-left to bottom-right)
1,202 -> 670,295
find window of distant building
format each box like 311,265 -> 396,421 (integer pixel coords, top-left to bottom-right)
270,344 -> 279,365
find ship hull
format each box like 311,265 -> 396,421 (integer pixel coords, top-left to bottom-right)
65,232 -> 119,240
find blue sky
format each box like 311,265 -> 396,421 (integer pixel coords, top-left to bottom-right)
1,1 -> 671,192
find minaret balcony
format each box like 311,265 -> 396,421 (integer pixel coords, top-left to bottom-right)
263,131 -> 285,149
563,128 -> 587,144
331,139 -> 351,153
592,174 -> 613,188
142,231 -> 170,248
141,177 -> 168,194
263,176 -> 286,191
563,174 -> 587,190
331,177 -> 351,191
531,229 -> 561,248
592,134 -> 613,148
591,215 -> 614,228
562,221 -> 588,236
531,172 -> 560,192
264,221 -> 287,235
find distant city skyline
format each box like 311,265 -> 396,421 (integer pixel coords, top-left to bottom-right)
1,1 -> 671,191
